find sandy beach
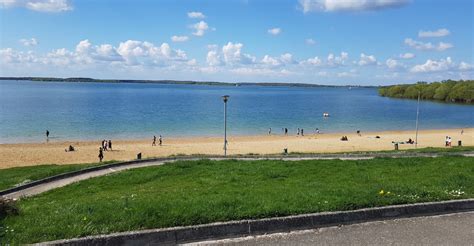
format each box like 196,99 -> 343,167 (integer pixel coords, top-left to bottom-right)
0,128 -> 471,169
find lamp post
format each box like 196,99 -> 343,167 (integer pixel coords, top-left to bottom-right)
415,90 -> 420,148
222,95 -> 229,156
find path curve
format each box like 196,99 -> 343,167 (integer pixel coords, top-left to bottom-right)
2,152 -> 473,199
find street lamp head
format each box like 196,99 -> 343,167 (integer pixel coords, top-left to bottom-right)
222,95 -> 229,103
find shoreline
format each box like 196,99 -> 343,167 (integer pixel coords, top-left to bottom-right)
0,128 -> 471,169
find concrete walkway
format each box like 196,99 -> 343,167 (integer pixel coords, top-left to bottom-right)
186,211 -> 474,245
3,156 -> 375,199
2,153 -> 472,200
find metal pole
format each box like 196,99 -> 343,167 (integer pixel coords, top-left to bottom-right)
415,91 -> 420,148
224,100 -> 227,156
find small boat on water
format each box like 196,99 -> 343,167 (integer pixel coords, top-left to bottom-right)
323,112 -> 330,117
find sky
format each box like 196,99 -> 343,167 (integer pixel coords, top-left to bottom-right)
0,0 -> 473,85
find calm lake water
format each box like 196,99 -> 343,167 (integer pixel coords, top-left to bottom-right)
0,80 -> 473,143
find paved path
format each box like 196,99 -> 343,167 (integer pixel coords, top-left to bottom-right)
2,156 -> 374,199
186,212 -> 474,245
3,153 -> 472,199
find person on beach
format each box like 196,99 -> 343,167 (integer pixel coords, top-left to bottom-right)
357,130 -> 361,136
65,145 -> 75,152
445,136 -> 449,147
103,140 -> 108,151
108,140 -> 112,151
46,130 -> 50,138
268,128 -> 272,135
461,129 -> 464,135
448,137 -> 452,147
152,135 -> 157,146
159,135 -> 163,146
316,128 -> 320,134
98,147 -> 104,162
297,128 -> 300,136
301,128 -> 304,136
285,128 -> 288,135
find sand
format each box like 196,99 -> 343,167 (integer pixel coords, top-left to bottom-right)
0,128 -> 471,169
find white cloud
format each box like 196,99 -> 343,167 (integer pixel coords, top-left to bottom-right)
301,56 -> 322,66
305,38 -> 316,45
268,28 -> 281,35
206,50 -> 221,66
187,11 -> 205,19
418,28 -> 450,38
2,0 -> 73,12
222,42 -> 256,65
0,48 -> 38,63
299,0 -> 409,13
190,21 -> 209,36
358,53 -> 377,66
399,53 -> 415,59
404,38 -> 453,51
385,58 -> 406,70
171,35 -> 189,42
261,53 -> 295,67
410,57 -> 454,73
327,52 -> 348,67
19,38 -> 38,46
458,62 -> 473,71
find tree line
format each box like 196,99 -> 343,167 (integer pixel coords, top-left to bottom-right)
378,80 -> 474,103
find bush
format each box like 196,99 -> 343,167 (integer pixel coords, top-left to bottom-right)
0,198 -> 19,218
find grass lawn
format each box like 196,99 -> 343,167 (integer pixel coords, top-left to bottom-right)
1,156 -> 473,244
0,161 -> 117,191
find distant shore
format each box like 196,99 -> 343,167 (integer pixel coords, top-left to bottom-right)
0,77 -> 376,88
0,128 -> 471,168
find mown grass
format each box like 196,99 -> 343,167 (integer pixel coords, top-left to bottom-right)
0,161 -> 117,191
1,156 -> 473,244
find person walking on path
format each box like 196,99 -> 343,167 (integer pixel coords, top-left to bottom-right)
152,136 -> 157,146
103,140 -> 108,151
98,147 -> 104,162
159,135 -> 163,146
108,140 -> 112,151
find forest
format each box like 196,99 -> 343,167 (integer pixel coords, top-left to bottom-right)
378,80 -> 474,103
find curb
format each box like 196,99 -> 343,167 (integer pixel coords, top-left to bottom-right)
1,151 -> 473,197
39,199 -> 474,245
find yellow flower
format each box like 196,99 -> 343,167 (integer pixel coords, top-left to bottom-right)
387,191 -> 391,195
379,189 -> 384,195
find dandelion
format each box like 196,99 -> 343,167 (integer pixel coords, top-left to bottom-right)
379,189 -> 384,195
83,216 -> 87,221
387,191 -> 391,195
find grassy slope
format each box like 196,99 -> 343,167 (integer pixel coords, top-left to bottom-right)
0,161 -> 116,191
1,156 -> 473,243
1,146 -> 471,191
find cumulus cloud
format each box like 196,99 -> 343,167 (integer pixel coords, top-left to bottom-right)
385,58 -> 406,70
299,0 -> 409,13
1,0 -> 73,12
222,42 -> 256,65
458,62 -> 473,71
410,57 -> 454,73
187,11 -> 205,19
358,53 -> 377,66
327,52 -> 348,67
418,28 -> 450,38
19,38 -> 38,46
171,35 -> 189,42
261,53 -> 295,67
399,53 -> 415,59
268,27 -> 281,35
1,39 -> 192,70
305,38 -> 316,45
301,56 -> 322,66
190,21 -> 209,36
404,38 -> 453,51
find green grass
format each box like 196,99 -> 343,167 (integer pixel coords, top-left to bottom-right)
0,161 -> 117,191
1,156 -> 473,244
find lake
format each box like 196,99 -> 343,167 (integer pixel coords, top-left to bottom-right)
0,80 -> 473,143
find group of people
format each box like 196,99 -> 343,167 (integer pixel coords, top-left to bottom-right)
340,136 -> 349,141
98,140 -> 112,162
152,135 -> 163,146
275,127 -> 322,136
445,136 -> 452,147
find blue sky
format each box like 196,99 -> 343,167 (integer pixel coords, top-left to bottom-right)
0,0 -> 472,85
